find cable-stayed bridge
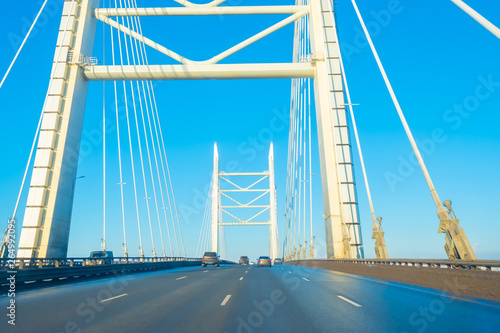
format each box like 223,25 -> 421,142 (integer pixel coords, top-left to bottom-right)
0,0 -> 499,332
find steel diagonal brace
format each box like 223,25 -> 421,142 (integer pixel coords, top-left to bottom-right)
219,176 -> 243,190
94,13 -> 189,64
245,190 -> 270,207
220,191 -> 244,206
245,176 -> 268,190
244,207 -> 270,223
203,10 -> 308,64
95,8 -> 309,64
220,209 -> 245,223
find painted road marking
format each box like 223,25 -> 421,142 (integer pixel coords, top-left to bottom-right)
43,279 -> 53,282
24,280 -> 36,284
337,295 -> 362,307
288,271 -> 292,274
203,270 -> 208,273
100,293 -> 128,303
59,277 -> 68,280
245,271 -> 248,274
221,294 -> 231,306
239,277 -> 244,281
302,278 -> 310,282
176,276 -> 187,280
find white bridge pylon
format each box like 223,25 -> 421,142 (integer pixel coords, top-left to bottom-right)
211,143 -> 279,260
17,0 -> 362,259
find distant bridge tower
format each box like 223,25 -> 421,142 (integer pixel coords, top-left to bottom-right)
211,143 -> 279,260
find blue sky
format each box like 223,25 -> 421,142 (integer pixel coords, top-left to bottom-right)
0,0 -> 499,261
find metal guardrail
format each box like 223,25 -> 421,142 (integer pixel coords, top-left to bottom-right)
0,256 -> 201,269
0,257 -> 205,289
286,258 -> 500,271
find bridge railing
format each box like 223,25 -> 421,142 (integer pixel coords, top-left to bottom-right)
0,257 -> 201,270
286,258 -> 500,271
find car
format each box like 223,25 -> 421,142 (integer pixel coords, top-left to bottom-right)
89,251 -> 114,265
257,256 -> 272,267
202,251 -> 219,267
239,256 -> 249,265
273,258 -> 283,265
249,261 -> 255,265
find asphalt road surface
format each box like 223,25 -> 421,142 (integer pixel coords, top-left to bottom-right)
1,264 -> 499,332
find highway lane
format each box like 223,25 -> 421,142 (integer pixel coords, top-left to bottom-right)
0,264 -> 499,332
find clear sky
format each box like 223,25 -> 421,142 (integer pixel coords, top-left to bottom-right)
0,0 -> 499,261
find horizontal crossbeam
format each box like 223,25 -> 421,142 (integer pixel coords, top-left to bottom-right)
221,205 -> 270,209
218,222 -> 271,226
95,6 -> 309,17
220,172 -> 270,176
84,64 -> 314,81
220,189 -> 270,192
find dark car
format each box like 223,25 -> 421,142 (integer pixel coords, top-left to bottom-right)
202,251 -> 219,267
273,258 -> 283,265
258,256 -> 272,267
239,256 -> 249,265
89,251 -> 114,265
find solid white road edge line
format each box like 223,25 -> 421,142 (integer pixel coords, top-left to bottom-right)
176,276 -> 187,280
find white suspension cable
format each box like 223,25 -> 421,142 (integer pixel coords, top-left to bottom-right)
127,7 -> 174,256
121,0 -> 168,258
0,0 -> 48,89
450,0 -> 500,39
131,0 -> 186,257
307,79 -> 313,252
122,52 -> 145,257
139,78 -> 168,258
102,0 -> 107,253
350,0 -> 445,213
108,0 -> 125,252
145,81 -> 175,256
284,5 -> 303,259
196,196 -> 210,257
197,175 -> 213,257
284,11 -> 300,259
119,9 -> 157,258
113,0 -> 132,257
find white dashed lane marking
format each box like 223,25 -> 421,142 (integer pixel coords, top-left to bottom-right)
337,295 -> 362,307
221,295 -> 231,306
100,294 -> 128,303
